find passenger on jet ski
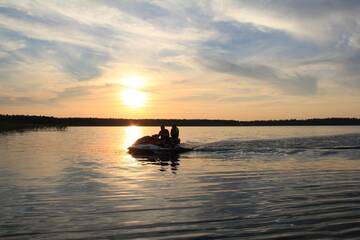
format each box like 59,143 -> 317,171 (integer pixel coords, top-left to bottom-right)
158,124 -> 170,144
129,124 -> 191,154
170,124 -> 180,144
132,125 -> 181,147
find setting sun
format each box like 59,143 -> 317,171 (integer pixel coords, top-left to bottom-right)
120,75 -> 148,109
121,89 -> 147,108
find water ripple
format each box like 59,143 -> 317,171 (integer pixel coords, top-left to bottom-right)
1,127 -> 360,239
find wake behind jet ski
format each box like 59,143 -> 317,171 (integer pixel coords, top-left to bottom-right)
128,125 -> 192,155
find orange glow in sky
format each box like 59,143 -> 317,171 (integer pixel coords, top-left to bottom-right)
1,2 -> 360,119
120,75 -> 148,109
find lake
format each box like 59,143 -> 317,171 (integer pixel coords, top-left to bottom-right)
1,126 -> 360,239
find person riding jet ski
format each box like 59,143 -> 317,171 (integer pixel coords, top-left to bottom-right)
170,124 -> 180,144
128,124 -> 191,154
132,124 -> 180,147
158,124 -> 170,144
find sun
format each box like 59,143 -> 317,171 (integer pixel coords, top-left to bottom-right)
121,89 -> 147,108
120,75 -> 148,109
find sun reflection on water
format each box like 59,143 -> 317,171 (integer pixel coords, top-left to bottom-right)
123,126 -> 142,150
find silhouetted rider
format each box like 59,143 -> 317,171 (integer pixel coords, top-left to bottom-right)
171,124 -> 180,144
158,124 -> 170,144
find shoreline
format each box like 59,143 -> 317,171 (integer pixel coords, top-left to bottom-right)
1,115 -> 360,125
1,115 -> 360,131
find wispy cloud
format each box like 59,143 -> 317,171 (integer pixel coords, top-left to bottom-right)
0,0 -> 359,118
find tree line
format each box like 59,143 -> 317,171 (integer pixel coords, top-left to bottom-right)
1,114 -> 360,126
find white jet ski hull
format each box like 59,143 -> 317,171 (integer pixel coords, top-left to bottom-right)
128,143 -> 192,155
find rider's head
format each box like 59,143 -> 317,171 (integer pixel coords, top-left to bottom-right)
161,124 -> 165,130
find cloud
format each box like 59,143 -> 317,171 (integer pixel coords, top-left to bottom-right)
0,86 -> 91,106
0,96 -> 36,106
341,52 -> 360,87
199,52 -> 318,95
102,0 -> 169,20
219,95 -> 273,102
345,52 -> 360,75
170,93 -> 221,102
211,0 -> 360,45
0,39 -> 25,53
49,44 -> 109,81
0,5 -> 113,51
0,27 -> 110,81
0,1 -> 214,81
52,87 -> 90,101
0,0 -> 359,118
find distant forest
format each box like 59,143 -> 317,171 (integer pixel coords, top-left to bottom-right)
1,114 -> 360,127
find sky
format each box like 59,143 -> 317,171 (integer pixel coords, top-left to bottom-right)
0,0 -> 359,120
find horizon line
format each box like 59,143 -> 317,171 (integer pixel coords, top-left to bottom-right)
1,114 -> 360,122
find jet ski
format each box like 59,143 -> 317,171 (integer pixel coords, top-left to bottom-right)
128,135 -> 193,155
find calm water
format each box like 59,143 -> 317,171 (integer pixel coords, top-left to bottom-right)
1,126 -> 360,239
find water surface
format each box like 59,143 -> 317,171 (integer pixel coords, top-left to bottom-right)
1,126 -> 360,239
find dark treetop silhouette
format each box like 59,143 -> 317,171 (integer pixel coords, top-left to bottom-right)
1,114 -> 360,132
